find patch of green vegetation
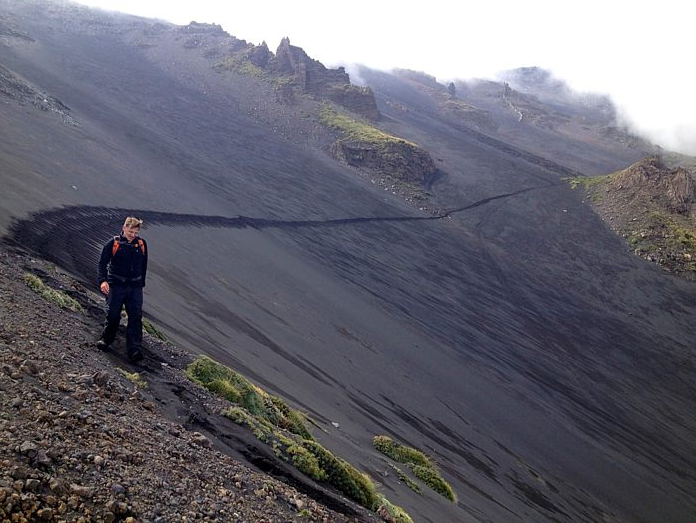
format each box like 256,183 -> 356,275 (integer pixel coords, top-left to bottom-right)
142,318 -> 167,341
286,443 -> 327,481
187,355 -> 312,439
647,210 -> 668,224
373,494 -> 414,523
298,509 -> 312,519
643,211 -> 696,250
23,273 -> 83,312
190,356 -> 404,516
373,435 -> 431,467
303,440 -> 377,508
224,406 -> 274,443
373,435 -> 456,502
215,55 -> 266,78
116,368 -> 147,388
390,463 -> 421,494
319,105 -> 415,147
564,174 -> 610,191
412,464 -> 457,502
224,406 -> 378,508
672,224 -> 696,250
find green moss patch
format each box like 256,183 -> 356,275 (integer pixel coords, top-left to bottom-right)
386,462 -> 421,494
564,174 -> 611,191
215,55 -> 267,78
23,273 -> 83,312
187,355 -> 312,439
188,357 -> 412,515
224,405 -> 378,508
116,368 -> 147,388
143,318 -> 167,341
412,464 -> 457,501
319,105 -> 415,147
373,435 -> 456,502
373,435 -> 430,467
374,494 -> 414,523
188,356 -> 408,518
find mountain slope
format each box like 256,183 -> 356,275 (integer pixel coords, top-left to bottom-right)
2,1 -> 696,522
0,246 -> 380,522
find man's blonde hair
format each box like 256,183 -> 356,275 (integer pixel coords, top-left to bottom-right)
123,216 -> 143,229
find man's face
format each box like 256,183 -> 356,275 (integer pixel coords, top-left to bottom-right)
122,225 -> 140,241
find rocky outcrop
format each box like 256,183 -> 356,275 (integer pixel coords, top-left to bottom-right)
245,42 -> 271,68
271,37 -> 349,93
576,156 -> 696,279
326,84 -> 380,121
331,138 -> 436,184
270,38 -> 379,120
216,37 -> 380,119
613,156 -> 694,213
178,21 -> 228,36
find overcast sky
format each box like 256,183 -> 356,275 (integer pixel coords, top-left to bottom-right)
75,0 -> 695,155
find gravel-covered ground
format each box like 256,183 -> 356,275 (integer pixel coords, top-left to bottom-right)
0,245 -> 378,523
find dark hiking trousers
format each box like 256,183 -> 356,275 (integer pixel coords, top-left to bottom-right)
100,284 -> 143,354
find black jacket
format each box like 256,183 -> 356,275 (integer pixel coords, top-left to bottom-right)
98,235 -> 148,287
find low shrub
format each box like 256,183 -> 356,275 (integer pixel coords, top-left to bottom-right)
412,465 -> 457,502
192,356 -> 404,518
373,435 -> 430,467
373,435 -> 456,502
286,444 -> 326,481
302,440 -> 377,508
186,355 -> 312,440
373,494 -> 414,523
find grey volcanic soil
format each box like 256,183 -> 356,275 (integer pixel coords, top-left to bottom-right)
0,247 -> 377,522
1,1 -> 696,522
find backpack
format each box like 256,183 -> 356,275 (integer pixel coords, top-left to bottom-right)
112,236 -> 146,257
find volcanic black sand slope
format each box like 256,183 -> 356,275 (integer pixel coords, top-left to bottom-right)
1,0 -> 696,521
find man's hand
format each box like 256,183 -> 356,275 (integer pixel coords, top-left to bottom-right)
100,281 -> 110,295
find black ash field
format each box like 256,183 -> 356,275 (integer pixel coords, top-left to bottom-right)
1,1 -> 696,522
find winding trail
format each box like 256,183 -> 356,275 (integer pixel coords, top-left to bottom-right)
4,185 -> 549,284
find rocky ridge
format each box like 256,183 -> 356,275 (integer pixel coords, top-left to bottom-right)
213,34 -> 380,122
0,245 -> 379,523
574,156 -> 696,279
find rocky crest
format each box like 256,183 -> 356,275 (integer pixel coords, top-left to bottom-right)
178,21 -> 228,36
218,37 -> 380,120
331,138 -> 436,184
577,156 -> 696,279
612,156 -> 694,213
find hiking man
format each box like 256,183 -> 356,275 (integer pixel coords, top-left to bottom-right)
96,216 -> 148,362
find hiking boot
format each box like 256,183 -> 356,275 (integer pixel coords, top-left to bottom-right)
96,339 -> 110,351
128,350 -> 144,363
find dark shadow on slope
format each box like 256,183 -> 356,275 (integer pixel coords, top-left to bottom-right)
3,186 -> 550,285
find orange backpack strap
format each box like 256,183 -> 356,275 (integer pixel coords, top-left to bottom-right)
138,238 -> 145,254
111,236 -> 120,256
